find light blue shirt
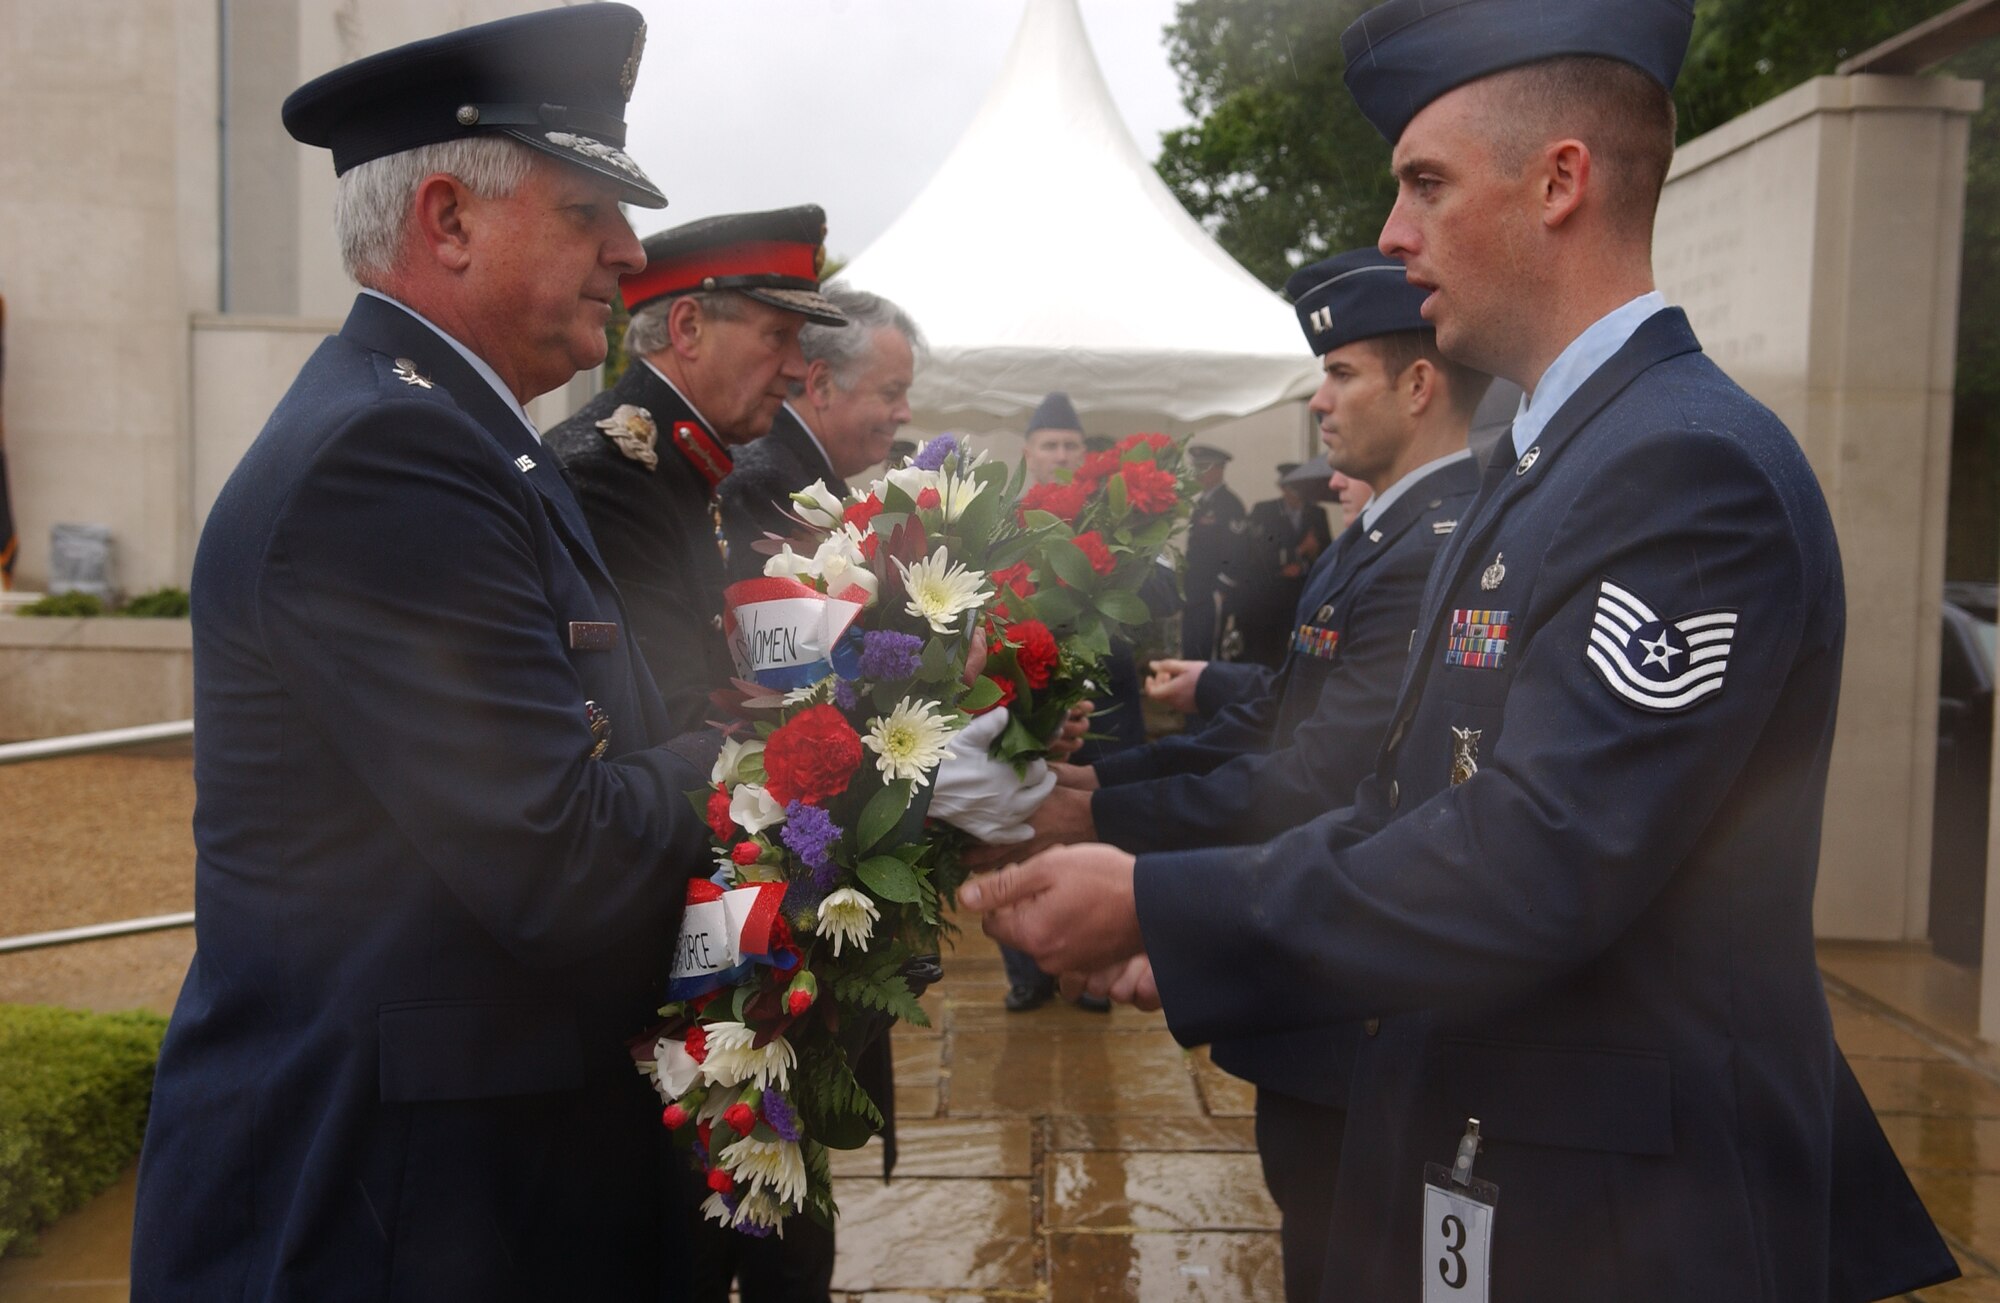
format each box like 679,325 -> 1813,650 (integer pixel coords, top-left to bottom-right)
1361,447 -> 1474,532
1510,291 -> 1668,458
359,288 -> 542,443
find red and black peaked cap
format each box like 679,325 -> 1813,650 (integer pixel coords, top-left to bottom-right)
281,3 -> 666,208
622,205 -> 848,327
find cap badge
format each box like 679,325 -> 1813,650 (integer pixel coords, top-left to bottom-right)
1480,553 -> 1506,592
596,403 -> 659,470
620,20 -> 647,101
1450,726 -> 1482,787
1516,446 -> 1541,476
1309,306 -> 1333,334
391,358 -> 433,389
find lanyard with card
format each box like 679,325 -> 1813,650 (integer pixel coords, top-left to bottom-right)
1422,1118 -> 1499,1303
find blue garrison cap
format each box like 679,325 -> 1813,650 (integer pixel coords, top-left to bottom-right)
1341,0 -> 1695,143
1284,249 -> 1430,357
283,3 -> 665,207
1027,391 -> 1083,435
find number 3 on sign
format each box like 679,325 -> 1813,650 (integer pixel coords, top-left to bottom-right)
1422,1177 -> 1495,1302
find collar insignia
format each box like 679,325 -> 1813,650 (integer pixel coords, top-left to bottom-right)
671,421 -> 734,491
514,454 -> 536,472
1515,445 -> 1541,476
392,358 -> 433,389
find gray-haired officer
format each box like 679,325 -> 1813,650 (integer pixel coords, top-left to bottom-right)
546,206 -> 846,732
964,0 -> 1957,1297
131,8 -> 721,1300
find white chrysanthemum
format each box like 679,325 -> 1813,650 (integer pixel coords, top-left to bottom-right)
789,480 -> 846,529
935,471 -> 988,523
712,737 -> 766,786
812,532 -> 879,605
701,1186 -> 789,1234
896,548 -> 991,634
763,545 -> 817,583
864,699 -> 958,785
720,1137 -> 809,1209
699,1022 -> 797,1091
816,887 -> 880,957
782,676 -> 833,706
730,783 -> 785,834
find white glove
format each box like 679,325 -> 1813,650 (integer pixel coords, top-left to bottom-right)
930,708 -> 1057,844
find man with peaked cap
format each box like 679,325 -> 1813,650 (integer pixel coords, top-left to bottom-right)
130,8 -> 720,1300
1009,250 -> 1488,1301
1240,461 -> 1336,667
545,205 -> 846,732
963,1 -> 1957,1297
1180,443 -> 1246,660
717,284 -> 922,581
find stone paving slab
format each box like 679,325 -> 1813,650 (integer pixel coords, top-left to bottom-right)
1046,1230 -> 1284,1302
827,1176 -> 1037,1293
1046,1152 -> 1279,1232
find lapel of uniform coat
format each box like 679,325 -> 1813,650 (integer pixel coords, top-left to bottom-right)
772,406 -> 850,500
340,294 -> 615,580
1389,308 -> 1706,723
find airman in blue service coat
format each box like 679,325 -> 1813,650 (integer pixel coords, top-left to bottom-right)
546,206 -> 848,733
965,1 -> 1957,1297
1024,250 -> 1486,1301
130,9 -> 717,1300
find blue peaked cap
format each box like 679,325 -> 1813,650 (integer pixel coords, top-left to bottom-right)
1284,249 -> 1431,357
1341,0 -> 1695,143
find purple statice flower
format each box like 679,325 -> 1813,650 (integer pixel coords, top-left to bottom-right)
833,677 -> 859,712
738,1219 -> 775,1239
912,434 -> 958,471
762,1091 -> 803,1143
780,801 -> 841,879
858,630 -> 924,682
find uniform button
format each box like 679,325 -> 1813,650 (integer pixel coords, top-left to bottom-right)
1388,781 -> 1401,810
1364,1018 -> 1381,1036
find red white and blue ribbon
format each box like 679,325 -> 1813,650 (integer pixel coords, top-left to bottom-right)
668,881 -> 794,1002
721,576 -> 866,691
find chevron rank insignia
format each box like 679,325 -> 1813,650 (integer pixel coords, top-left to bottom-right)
1586,579 -> 1738,712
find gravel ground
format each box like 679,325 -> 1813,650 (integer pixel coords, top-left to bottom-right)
0,744 -> 195,1013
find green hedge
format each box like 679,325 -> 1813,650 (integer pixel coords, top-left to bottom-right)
0,1004 -> 167,1259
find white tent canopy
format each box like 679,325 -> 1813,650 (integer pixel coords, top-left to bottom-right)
835,0 -> 1318,432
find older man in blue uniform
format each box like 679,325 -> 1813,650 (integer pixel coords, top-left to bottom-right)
129,9 -> 718,1300
1015,249 -> 1486,1300
964,1 -> 1956,1298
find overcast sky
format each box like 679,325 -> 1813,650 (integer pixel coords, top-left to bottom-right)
623,0 -> 1194,260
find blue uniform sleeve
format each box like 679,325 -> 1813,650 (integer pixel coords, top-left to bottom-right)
1135,431 -> 1828,1047
260,403 -> 711,970
1193,660 -> 1279,716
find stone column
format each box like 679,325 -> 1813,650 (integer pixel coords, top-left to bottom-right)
1655,74 -> 1980,941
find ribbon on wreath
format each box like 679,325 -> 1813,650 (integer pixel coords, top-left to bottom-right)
721,575 -> 867,691
667,879 -> 795,1002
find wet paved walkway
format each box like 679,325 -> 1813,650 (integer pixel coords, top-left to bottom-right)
7,755 -> 2000,1297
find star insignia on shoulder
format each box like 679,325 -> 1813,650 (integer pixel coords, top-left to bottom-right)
391,358 -> 433,389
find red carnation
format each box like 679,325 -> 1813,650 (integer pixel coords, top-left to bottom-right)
916,487 -> 942,510
723,1102 -> 757,1136
706,1168 -> 734,1195
1072,531 -> 1116,576
684,1025 -> 709,1063
990,562 -> 1037,601
843,494 -> 884,530
1074,448 -> 1124,493
787,988 -> 814,1016
1017,480 -> 1090,525
1118,462 -> 1181,515
761,705 -> 863,807
662,1103 -> 690,1130
1118,432 -> 1172,456
1007,619 -> 1060,690
705,787 -> 736,841
972,673 -> 1017,716
731,840 -> 762,866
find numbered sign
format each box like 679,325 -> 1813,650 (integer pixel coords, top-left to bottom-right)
1422,1166 -> 1496,1303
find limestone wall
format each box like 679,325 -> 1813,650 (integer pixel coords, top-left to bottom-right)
1656,74 -> 1981,940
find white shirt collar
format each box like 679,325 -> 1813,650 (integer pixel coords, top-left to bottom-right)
1510,291 -> 1668,458
639,357 -> 720,439
1361,447 -> 1474,531
359,289 -> 541,443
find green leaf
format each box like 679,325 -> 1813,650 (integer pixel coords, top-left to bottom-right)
1044,539 -> 1098,592
960,676 -> 1003,712
1106,470 -> 1128,516
918,635 -> 955,682
881,483 -> 918,514
1094,589 -> 1151,626
1030,586 -> 1086,626
856,855 -> 923,904
1022,510 -> 1067,533
856,779 -> 913,852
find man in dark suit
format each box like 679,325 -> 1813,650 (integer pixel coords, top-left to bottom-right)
546,206 -> 847,733
1180,444 -> 1246,660
129,10 -> 720,1300
964,1 -> 1957,1297
1239,466 -> 1336,667
718,286 -> 922,579
1017,249 -> 1487,1301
